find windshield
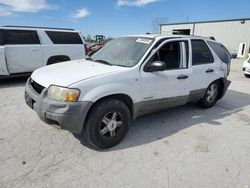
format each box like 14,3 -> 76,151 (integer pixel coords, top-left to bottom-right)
90,37 -> 153,67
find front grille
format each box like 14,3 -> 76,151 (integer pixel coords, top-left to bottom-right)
30,80 -> 45,94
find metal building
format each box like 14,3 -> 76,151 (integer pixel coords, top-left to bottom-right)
160,18 -> 250,58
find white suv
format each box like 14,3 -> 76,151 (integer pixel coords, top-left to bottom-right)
0,26 -> 86,77
25,34 -> 231,148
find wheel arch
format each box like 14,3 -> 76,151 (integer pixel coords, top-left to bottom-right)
84,93 -> 134,127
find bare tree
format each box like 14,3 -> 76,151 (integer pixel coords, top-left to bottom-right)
151,17 -> 168,33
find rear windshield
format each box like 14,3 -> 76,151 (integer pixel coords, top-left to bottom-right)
45,31 -> 83,44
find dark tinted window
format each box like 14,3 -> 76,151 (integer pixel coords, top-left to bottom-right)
191,40 -> 214,65
4,30 -> 40,45
45,31 -> 83,44
208,41 -> 231,64
0,30 -> 2,45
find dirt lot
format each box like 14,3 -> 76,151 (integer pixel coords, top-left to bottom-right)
0,59 -> 250,188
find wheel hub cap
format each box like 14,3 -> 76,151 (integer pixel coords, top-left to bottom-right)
99,112 -> 123,138
107,120 -> 117,131
207,84 -> 218,103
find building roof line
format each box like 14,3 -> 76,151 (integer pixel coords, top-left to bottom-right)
160,18 -> 250,26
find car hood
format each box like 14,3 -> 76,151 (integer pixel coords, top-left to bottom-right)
31,59 -> 126,88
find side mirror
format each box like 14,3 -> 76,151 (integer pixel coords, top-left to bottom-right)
148,61 -> 166,72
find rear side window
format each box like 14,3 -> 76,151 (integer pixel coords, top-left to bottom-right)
3,30 -> 40,45
207,41 -> 231,64
45,31 -> 83,44
191,40 -> 214,65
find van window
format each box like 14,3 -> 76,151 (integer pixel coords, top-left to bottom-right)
45,31 -> 83,44
191,40 -> 214,65
208,41 -> 231,64
4,30 -> 40,45
0,30 -> 2,45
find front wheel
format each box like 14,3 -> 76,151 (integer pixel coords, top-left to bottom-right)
83,98 -> 131,149
200,81 -> 220,108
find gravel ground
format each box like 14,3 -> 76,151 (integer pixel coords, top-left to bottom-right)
0,59 -> 250,188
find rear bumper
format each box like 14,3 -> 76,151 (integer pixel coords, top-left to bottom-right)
24,78 -> 93,134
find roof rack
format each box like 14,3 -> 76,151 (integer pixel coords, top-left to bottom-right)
2,25 -> 75,31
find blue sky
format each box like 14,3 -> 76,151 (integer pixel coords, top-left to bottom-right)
0,0 -> 250,37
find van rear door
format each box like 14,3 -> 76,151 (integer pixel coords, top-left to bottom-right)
0,29 -> 9,75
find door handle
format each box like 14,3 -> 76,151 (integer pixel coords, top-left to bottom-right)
31,49 -> 40,52
177,75 -> 188,79
206,69 -> 214,73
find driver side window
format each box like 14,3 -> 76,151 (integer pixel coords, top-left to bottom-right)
148,41 -> 184,70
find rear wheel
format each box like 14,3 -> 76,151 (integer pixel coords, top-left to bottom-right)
83,98 -> 131,149
200,81 -> 220,108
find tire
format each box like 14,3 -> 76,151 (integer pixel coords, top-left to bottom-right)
200,81 -> 220,108
83,98 -> 131,149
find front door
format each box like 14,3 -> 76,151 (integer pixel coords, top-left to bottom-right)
138,39 -> 191,115
3,29 -> 43,74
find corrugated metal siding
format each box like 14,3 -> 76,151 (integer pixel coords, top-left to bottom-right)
160,20 -> 250,55
194,21 -> 250,54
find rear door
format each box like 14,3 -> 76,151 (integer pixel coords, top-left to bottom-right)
3,29 -> 43,74
44,31 -> 85,62
0,29 -> 9,75
190,39 -> 218,93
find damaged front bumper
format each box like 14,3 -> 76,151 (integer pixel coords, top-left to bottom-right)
24,78 -> 93,134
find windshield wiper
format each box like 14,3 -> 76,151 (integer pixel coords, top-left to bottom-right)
95,59 -> 112,66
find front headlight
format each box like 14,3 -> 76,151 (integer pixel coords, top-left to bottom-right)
48,85 -> 80,102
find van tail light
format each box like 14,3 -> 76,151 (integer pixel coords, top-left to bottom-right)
84,44 -> 89,55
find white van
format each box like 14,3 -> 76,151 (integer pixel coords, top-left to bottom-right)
25,34 -> 231,149
0,26 -> 86,77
